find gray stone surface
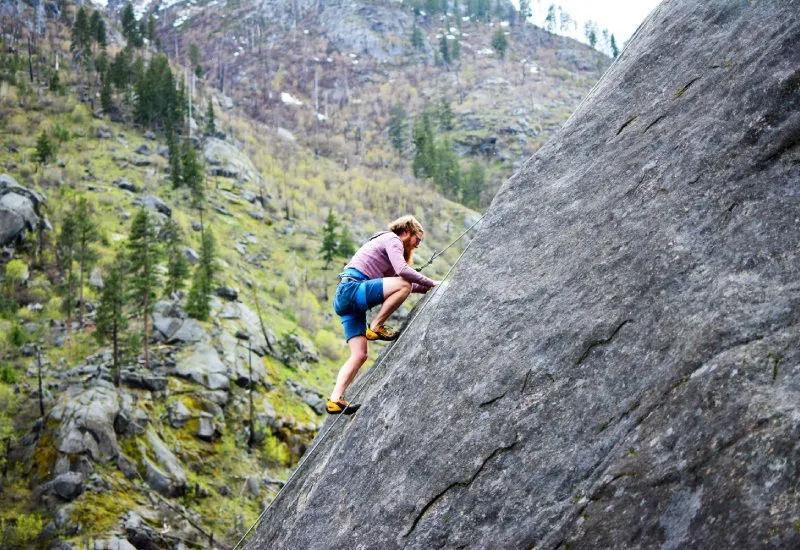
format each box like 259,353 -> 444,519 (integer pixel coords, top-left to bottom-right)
0,174 -> 45,247
168,400 -> 191,428
203,137 -> 258,182
50,472 -> 84,501
249,2 -> 800,548
139,194 -> 172,218
50,386 -> 120,462
174,343 -> 230,390
145,430 -> 187,490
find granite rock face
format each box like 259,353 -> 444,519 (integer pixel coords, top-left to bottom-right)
249,1 -> 800,548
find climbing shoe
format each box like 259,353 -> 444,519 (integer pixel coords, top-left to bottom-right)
326,399 -> 361,415
365,325 -> 397,341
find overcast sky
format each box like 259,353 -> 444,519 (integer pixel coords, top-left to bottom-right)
516,1 -> 663,48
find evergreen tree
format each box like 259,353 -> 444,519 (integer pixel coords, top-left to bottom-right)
134,54 -> 180,130
462,160 -> 485,208
412,111 -> 436,178
74,197 -> 98,330
439,34 -> 451,65
95,256 -> 127,387
121,4 -> 142,48
71,7 -> 91,55
518,0 -> 531,20
610,34 -> 619,58
167,127 -> 182,188
35,131 -> 54,166
126,208 -> 161,369
451,36 -> 460,60
57,211 -> 78,337
163,220 -> 189,297
90,11 -> 106,49
320,208 -> 340,269
491,28 -> 508,59
181,140 -> 204,206
109,48 -> 132,91
337,225 -> 356,259
189,43 -> 203,78
388,104 -> 408,157
438,98 -> 454,131
584,21 -> 598,48
544,4 -> 556,32
100,75 -> 113,113
432,138 -> 461,199
205,99 -> 216,136
411,25 -> 425,51
186,229 -> 216,320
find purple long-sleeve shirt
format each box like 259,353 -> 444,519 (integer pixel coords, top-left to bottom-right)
345,231 -> 435,293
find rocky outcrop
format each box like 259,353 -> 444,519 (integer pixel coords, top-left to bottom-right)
249,1 -> 800,548
50,386 -> 120,462
203,137 -> 259,182
0,174 -> 47,247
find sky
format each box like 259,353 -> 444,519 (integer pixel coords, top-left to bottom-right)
515,0 -> 663,49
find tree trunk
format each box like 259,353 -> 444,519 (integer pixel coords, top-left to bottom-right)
36,346 -> 45,417
78,245 -> 85,330
248,344 -> 255,448
113,320 -> 120,387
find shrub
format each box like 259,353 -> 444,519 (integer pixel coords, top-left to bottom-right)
314,330 -> 342,361
0,364 -> 16,384
272,280 -> 290,302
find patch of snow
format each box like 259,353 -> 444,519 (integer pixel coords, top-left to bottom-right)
280,92 -> 303,106
462,16 -> 470,21
349,53 -> 357,58
316,113 -> 328,122
477,48 -> 494,56
501,21 -> 509,27
446,35 -> 456,40
352,60 -> 359,64
173,15 -> 188,28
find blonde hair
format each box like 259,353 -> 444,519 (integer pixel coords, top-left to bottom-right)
388,215 -> 424,237
388,215 -> 423,264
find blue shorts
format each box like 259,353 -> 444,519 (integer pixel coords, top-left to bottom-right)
334,268 -> 385,341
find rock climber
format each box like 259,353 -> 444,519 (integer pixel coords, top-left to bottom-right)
326,215 -> 438,415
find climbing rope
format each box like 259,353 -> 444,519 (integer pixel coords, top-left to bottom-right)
416,212 -> 486,272
232,218 -> 484,549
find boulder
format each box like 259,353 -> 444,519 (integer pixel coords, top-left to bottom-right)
167,401 -> 191,428
145,430 -> 187,490
168,318 -> 208,344
116,179 -> 138,193
138,195 -> 172,218
50,472 -> 84,501
203,138 -> 259,182
214,286 -> 238,301
196,412 -> 220,441
174,343 -> 230,390
135,144 -> 152,156
93,537 -> 137,550
0,175 -> 45,247
248,2 -> 800,549
89,267 -> 103,290
50,386 -> 120,462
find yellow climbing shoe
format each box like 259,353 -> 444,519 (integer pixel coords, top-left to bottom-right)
326,399 -> 361,415
365,325 -> 397,341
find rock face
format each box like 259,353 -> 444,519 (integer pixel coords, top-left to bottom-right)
248,1 -> 800,548
0,174 -> 46,247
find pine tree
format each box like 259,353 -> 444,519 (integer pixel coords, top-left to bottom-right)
412,111 -> 436,178
126,208 -> 161,369
439,34 -> 451,65
411,25 -> 425,51
610,34 -> 619,58
438,98 -> 454,131
518,0 -> 531,20
35,131 -> 54,166
57,211 -> 78,337
167,127 -> 182,188
95,255 -> 127,387
462,160 -> 485,208
452,36 -> 461,60
320,208 -> 340,269
337,225 -> 356,259
163,220 -> 189,297
544,4 -> 557,32
584,21 -> 598,48
74,197 -> 98,330
181,140 -> 204,206
100,75 -> 113,113
186,229 -> 216,320
205,99 -> 216,136
121,4 -> 142,48
71,7 -> 91,55
388,105 -> 408,157
491,28 -> 508,59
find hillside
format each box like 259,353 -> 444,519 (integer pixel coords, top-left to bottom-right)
0,0 -> 611,548
248,0 -> 800,547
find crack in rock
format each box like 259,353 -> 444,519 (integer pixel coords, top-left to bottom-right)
403,439 -> 519,538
